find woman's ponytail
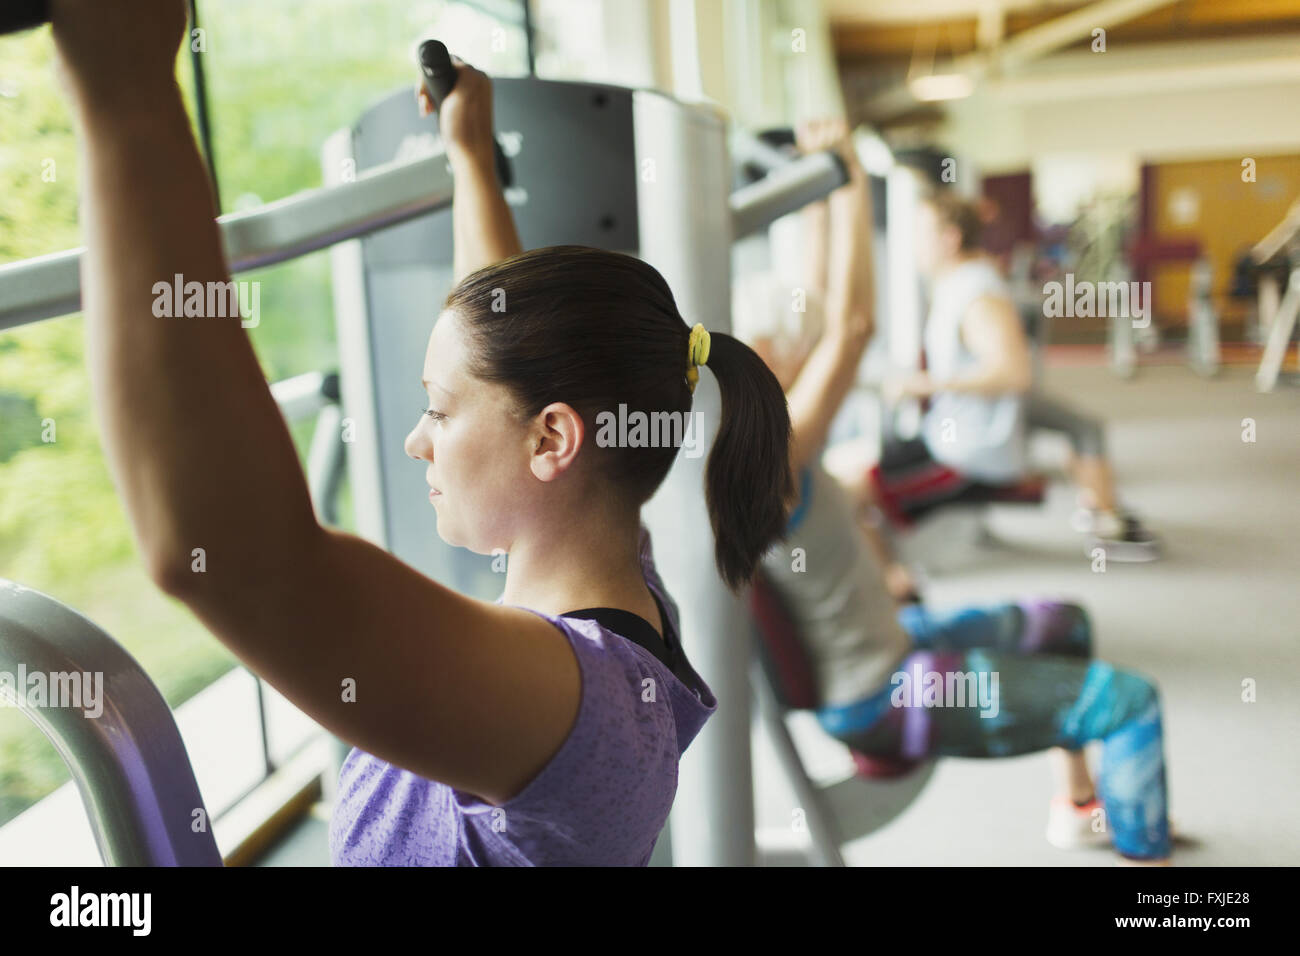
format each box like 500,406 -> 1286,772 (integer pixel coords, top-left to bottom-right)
700,331 -> 796,592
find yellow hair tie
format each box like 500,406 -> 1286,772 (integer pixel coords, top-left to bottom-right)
686,323 -> 711,394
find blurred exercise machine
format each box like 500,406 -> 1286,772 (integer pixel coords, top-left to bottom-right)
1114,238 -> 1221,378
1251,199 -> 1300,392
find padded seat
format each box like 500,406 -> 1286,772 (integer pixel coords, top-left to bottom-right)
963,472 -> 1049,505
748,571 -> 924,781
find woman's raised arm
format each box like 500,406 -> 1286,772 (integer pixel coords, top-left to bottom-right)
417,59 -> 524,281
51,0 -> 578,806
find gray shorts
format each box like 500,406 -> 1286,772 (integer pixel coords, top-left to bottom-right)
1026,392 -> 1106,457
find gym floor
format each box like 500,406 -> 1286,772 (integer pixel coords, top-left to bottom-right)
257,358 -> 1299,866
755,359 -> 1300,865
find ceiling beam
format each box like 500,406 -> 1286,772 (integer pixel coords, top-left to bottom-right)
856,0 -> 1181,120
835,0 -> 1300,60
823,0 -> 1079,24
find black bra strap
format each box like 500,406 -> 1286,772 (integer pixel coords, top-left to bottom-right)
562,592 -> 680,673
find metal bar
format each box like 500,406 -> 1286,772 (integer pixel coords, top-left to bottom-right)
751,660 -> 846,867
1253,198 -> 1300,264
1256,268 -> 1300,392
187,0 -> 222,212
253,678 -> 275,779
307,403 -> 346,526
731,129 -> 798,179
1188,257 -> 1220,377
0,579 -> 224,866
0,149 -> 457,331
521,0 -> 536,76
729,151 -> 847,240
269,369 -> 336,423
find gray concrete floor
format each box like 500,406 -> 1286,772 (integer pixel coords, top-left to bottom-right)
753,363 -> 1300,865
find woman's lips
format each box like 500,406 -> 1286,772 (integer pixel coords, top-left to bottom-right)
429,488 -> 441,499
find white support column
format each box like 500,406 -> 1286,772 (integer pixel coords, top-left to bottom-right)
886,166 -> 922,371
886,165 -> 924,436
633,90 -> 754,867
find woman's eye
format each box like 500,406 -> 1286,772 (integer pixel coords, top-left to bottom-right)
420,407 -> 446,422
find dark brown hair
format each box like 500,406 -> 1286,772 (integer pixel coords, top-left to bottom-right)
445,245 -> 794,592
922,188 -> 983,252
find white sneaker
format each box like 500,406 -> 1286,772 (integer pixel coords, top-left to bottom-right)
1085,511 -> 1161,563
1046,796 -> 1113,850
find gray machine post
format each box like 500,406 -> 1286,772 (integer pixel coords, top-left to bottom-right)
631,94 -> 755,866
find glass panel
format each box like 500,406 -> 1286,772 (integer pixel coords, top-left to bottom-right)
0,26 -> 236,830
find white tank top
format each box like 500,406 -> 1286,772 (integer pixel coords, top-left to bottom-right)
921,258 -> 1027,483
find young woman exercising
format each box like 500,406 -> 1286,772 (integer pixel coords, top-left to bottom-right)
50,0 -> 794,866
737,121 -> 1172,863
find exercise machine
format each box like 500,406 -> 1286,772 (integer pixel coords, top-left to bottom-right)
0,51 -> 854,863
1251,199 -> 1300,392
323,74 -> 848,867
748,572 -> 936,866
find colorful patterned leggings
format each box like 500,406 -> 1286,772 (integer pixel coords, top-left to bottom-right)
816,601 -> 1170,859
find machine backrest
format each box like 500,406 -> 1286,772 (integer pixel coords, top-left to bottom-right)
747,571 -> 820,711
748,571 -> 924,780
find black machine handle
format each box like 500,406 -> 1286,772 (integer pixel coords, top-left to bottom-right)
1,0 -> 49,34
418,39 -> 512,189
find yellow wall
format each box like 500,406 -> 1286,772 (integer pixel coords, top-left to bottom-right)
1150,153 -> 1300,326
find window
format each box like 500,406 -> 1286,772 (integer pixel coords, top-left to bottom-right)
0,0 -> 527,847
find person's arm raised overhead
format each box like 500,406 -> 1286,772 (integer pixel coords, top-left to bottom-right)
416,57 -> 523,282
54,0 -> 578,807
785,118 -> 876,474
801,199 -> 830,303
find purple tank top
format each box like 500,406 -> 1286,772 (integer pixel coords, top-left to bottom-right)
328,523 -> 717,866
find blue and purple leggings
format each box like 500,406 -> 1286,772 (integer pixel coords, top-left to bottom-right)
816,601 -> 1171,859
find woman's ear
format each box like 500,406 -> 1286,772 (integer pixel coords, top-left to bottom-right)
528,401 -> 585,483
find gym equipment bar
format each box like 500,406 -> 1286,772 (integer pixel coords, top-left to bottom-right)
731,151 -> 848,240
0,150 -> 458,331
0,579 -> 224,866
0,144 -> 843,331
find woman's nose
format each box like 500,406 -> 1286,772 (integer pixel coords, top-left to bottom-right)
404,426 -> 427,461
